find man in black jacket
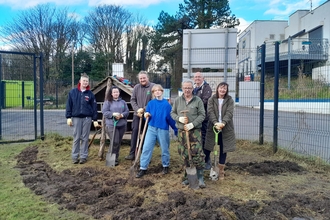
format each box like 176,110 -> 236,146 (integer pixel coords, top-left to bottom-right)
66,73 -> 99,164
193,72 -> 212,169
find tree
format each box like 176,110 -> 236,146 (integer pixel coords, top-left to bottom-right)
90,52 -> 112,80
152,12 -> 190,88
84,5 -> 132,78
153,0 -> 240,88
61,50 -> 94,84
179,0 -> 240,29
125,14 -> 153,76
0,4 -> 79,81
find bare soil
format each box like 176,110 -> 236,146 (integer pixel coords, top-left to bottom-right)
15,143 -> 330,220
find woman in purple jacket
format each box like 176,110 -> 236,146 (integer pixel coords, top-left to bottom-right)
102,86 -> 129,166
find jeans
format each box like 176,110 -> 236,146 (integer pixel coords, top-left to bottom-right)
139,126 -> 170,170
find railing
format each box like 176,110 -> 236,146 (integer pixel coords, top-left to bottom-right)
256,38 -> 329,63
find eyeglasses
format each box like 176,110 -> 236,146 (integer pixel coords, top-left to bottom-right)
183,87 -> 193,90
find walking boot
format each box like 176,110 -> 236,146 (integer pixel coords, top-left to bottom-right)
197,169 -> 206,188
125,154 -> 135,160
115,150 -> 119,166
162,167 -> 169,174
218,164 -> 225,180
181,171 -> 189,185
136,169 -> 147,178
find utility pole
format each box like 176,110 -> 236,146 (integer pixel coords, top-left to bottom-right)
71,41 -> 75,89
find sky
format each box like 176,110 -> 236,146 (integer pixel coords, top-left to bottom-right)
0,0 -> 328,38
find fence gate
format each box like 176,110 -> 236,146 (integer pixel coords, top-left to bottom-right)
0,51 -> 44,143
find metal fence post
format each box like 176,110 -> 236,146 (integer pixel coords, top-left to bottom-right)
55,80 -> 58,108
0,54 -> 2,140
33,54 -> 38,140
288,37 -> 291,89
39,52 -> 45,140
224,28 -> 229,82
22,81 -> 25,109
259,44 -> 266,145
273,42 -> 280,153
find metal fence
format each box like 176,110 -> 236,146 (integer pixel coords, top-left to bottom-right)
258,41 -> 330,164
1,46 -> 330,165
178,41 -> 330,165
0,51 -> 42,142
237,42 -> 330,164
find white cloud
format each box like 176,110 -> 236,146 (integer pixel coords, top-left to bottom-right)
237,17 -> 251,33
0,0 -> 85,9
268,0 -> 281,7
68,12 -> 83,21
0,0 -> 168,9
88,0 -> 166,7
264,0 -> 325,18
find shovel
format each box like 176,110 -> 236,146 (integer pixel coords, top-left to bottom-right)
210,126 -> 221,181
88,126 -> 102,149
135,116 -> 143,158
181,110 -> 199,189
106,119 -> 118,167
185,130 -> 200,189
129,116 -> 149,178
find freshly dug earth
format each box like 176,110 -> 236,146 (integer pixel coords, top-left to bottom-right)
15,141 -> 330,220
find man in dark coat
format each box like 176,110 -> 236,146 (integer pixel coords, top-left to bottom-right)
193,72 -> 212,169
66,73 -> 99,164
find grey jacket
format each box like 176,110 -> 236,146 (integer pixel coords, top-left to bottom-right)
204,94 -> 236,153
130,82 -> 155,114
171,95 -> 205,130
102,98 -> 129,128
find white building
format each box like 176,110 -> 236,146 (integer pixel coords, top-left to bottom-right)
238,0 -> 330,83
238,20 -> 288,78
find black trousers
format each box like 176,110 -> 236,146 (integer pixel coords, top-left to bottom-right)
202,119 -> 209,162
106,124 -> 126,159
203,123 -> 227,164
129,115 -> 146,155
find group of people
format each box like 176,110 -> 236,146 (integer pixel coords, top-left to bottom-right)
65,71 -> 236,188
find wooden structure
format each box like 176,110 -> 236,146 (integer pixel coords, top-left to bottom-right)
91,76 -> 134,159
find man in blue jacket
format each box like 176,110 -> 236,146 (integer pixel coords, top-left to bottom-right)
66,73 -> 99,164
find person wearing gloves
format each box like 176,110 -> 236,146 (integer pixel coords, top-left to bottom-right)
204,82 -> 236,181
125,71 -> 155,160
135,84 -> 178,178
102,86 -> 129,166
65,73 -> 99,164
171,79 -> 206,188
192,72 -> 212,170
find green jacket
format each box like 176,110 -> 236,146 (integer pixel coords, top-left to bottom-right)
204,94 -> 236,153
171,95 -> 205,130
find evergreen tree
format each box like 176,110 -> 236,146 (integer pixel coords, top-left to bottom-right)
153,0 -> 239,88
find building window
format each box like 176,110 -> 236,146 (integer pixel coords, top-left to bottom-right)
269,34 -> 275,40
280,34 -> 285,40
